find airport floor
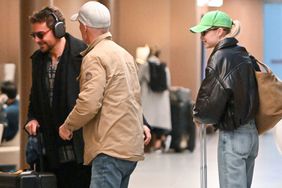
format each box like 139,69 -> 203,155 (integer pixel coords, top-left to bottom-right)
129,130 -> 282,188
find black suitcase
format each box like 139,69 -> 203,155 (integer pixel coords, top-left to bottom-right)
0,130 -> 57,188
170,88 -> 196,152
0,171 -> 57,188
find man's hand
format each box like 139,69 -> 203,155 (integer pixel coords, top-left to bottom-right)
25,119 -> 40,136
59,124 -> 73,140
143,125 -> 151,145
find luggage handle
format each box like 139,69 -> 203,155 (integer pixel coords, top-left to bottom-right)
200,124 -> 207,188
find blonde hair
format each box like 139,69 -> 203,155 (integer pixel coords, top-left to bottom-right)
225,20 -> 241,38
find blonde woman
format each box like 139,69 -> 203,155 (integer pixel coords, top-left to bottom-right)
190,11 -> 259,188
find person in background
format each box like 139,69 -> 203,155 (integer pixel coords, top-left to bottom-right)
24,6 -> 91,188
137,45 -> 172,152
59,1 -> 145,188
0,81 -> 19,142
190,11 -> 259,188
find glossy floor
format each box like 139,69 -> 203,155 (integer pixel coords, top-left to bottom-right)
129,130 -> 282,188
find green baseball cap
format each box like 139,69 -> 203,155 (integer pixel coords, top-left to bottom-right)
190,10 -> 232,33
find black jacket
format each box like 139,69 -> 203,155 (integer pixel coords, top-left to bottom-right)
193,38 -> 259,131
27,33 -> 87,168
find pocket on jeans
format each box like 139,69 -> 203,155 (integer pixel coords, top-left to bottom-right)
232,132 -> 252,155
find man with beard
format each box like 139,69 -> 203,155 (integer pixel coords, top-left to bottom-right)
25,6 -> 92,188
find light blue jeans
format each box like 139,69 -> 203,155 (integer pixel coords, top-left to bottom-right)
218,120 -> 259,188
90,153 -> 137,188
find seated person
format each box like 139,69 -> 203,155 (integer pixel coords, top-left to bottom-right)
0,81 -> 19,142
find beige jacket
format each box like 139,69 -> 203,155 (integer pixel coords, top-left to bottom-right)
64,32 -> 144,165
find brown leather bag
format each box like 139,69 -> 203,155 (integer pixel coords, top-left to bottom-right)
255,60 -> 282,134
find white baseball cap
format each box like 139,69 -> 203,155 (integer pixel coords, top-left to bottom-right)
70,1 -> 111,28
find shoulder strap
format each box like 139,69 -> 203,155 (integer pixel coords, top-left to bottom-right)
249,55 -> 271,73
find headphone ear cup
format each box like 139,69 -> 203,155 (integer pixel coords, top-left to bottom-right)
53,21 -> 65,38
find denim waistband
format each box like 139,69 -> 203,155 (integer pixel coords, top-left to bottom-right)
236,119 -> 256,131
219,119 -> 257,132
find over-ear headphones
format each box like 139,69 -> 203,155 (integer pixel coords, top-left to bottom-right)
49,12 -> 65,38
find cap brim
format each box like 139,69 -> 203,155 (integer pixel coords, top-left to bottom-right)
190,25 -> 211,33
70,13 -> 79,21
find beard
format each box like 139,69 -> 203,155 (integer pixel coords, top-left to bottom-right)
37,41 -> 53,53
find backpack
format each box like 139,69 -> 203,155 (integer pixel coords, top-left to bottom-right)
148,61 -> 168,92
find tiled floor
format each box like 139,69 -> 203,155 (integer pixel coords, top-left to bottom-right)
129,129 -> 282,188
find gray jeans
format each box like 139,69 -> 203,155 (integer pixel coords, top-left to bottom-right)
90,153 -> 137,188
218,120 -> 259,188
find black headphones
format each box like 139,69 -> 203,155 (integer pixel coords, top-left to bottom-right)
49,12 -> 65,38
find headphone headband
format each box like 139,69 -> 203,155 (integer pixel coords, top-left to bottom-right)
50,12 -> 59,22
48,10 -> 65,38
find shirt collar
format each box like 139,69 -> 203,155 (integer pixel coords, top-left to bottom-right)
80,32 -> 112,57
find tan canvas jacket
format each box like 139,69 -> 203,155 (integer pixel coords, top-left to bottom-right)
64,32 -> 144,165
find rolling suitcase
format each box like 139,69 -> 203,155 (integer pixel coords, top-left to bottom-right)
0,131 -> 57,188
170,87 -> 196,152
0,171 -> 57,188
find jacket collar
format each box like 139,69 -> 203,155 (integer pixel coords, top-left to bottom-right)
210,37 -> 238,57
64,33 -> 87,56
81,32 -> 112,57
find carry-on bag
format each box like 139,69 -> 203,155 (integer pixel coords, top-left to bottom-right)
0,130 -> 57,188
0,170 -> 57,188
253,58 -> 282,134
170,87 -> 196,152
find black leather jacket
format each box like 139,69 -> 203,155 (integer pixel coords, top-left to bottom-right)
193,38 -> 259,131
